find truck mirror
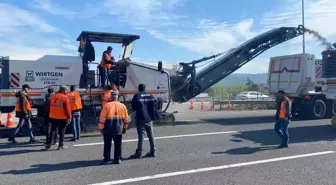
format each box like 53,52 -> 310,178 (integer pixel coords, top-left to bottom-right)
158,61 -> 162,71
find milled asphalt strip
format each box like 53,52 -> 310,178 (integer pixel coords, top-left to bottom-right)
88,151 -> 335,185
73,131 -> 238,147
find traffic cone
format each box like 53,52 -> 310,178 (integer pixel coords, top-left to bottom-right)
210,99 -> 214,111
200,101 -> 204,111
6,113 -> 15,128
190,99 -> 194,109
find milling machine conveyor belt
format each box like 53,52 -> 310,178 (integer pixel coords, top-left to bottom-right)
173,25 -> 305,103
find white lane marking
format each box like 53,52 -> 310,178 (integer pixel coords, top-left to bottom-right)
73,131 -> 238,147
88,151 -> 335,185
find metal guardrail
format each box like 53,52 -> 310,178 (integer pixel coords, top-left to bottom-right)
215,99 -> 275,105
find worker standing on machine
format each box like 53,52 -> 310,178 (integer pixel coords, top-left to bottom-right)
68,85 -> 83,141
99,91 -> 129,165
8,84 -> 38,144
45,85 -> 72,150
44,87 -> 58,145
274,90 -> 292,148
99,46 -> 116,87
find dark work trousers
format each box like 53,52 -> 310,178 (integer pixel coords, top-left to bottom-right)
99,67 -> 112,87
47,119 -> 67,147
274,119 -> 290,145
136,121 -> 155,154
44,115 -> 58,143
103,134 -> 122,162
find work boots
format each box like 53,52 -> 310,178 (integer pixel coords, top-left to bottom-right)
129,151 -> 156,159
129,152 -> 142,159
144,151 -> 156,158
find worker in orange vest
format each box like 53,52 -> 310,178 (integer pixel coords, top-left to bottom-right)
45,85 -> 72,150
102,85 -> 113,108
274,90 -> 292,148
99,91 -> 129,165
98,46 -> 116,87
8,84 -> 37,144
44,87 -> 58,145
68,85 -> 83,141
102,84 -> 119,108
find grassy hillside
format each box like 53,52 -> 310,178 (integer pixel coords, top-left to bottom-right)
219,73 -> 268,86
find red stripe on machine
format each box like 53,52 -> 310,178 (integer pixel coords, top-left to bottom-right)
316,66 -> 322,78
12,73 -> 19,81
9,73 -> 20,88
10,79 -> 19,87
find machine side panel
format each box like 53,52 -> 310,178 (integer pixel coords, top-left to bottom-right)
123,63 -> 169,102
8,55 -> 83,89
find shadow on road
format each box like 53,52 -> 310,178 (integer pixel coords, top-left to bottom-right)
212,146 -> 278,155
233,125 -> 336,145
202,116 -> 275,126
0,143 -> 45,150
175,116 -> 275,126
212,125 -> 336,155
2,160 -> 102,175
0,147 -> 46,156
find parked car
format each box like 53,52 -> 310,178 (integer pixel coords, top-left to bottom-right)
235,91 -> 270,100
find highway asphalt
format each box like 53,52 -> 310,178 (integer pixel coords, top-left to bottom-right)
0,109 -> 335,185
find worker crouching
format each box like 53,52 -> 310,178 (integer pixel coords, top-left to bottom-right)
99,91 -> 129,165
45,85 -> 72,150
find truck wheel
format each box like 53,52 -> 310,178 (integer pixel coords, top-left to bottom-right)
0,106 -> 15,113
291,102 -> 298,117
330,101 -> 336,116
312,99 -> 326,119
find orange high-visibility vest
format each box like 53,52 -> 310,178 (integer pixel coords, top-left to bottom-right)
98,101 -> 129,133
49,93 -> 71,119
279,97 -> 292,119
100,52 -> 112,69
67,91 -> 83,111
15,95 -> 32,112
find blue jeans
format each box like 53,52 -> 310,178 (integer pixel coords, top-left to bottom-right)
11,117 -> 34,140
136,121 -> 155,153
71,111 -> 81,139
274,119 -> 290,145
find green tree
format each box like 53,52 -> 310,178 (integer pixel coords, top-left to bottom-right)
208,84 -> 249,98
245,77 -> 254,89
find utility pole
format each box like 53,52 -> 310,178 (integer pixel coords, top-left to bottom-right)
302,0 -> 305,55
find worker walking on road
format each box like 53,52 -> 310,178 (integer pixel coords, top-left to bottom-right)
99,46 -> 116,87
68,85 -> 83,141
44,87 -> 58,145
129,84 -> 160,159
8,84 -> 38,144
45,85 -> 72,150
274,90 -> 292,148
99,91 -> 129,165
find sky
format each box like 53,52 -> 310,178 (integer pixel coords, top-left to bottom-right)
0,0 -> 336,74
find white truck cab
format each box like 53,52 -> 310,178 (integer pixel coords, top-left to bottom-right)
268,53 -> 336,119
